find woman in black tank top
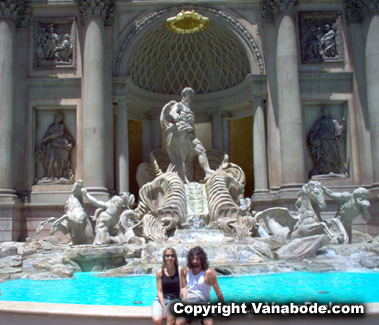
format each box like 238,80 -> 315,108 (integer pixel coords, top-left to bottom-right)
152,247 -> 187,325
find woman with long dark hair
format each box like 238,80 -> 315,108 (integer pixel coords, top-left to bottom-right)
152,247 -> 187,325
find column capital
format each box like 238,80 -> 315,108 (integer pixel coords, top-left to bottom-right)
209,109 -> 222,119
0,0 -> 31,27
78,0 -> 115,26
113,96 -> 130,106
261,0 -> 298,23
345,0 -> 379,24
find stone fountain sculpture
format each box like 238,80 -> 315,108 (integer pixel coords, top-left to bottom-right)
133,87 -> 253,243
36,179 -> 94,245
255,180 -> 370,244
35,88 -> 371,254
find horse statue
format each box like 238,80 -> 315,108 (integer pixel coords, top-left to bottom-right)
36,179 -> 94,245
255,181 -> 348,243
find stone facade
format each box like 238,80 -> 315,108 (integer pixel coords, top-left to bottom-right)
0,0 -> 378,241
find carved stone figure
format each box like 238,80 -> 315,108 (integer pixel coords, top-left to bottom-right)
36,112 -> 75,184
54,34 -> 73,62
256,181 -> 348,243
36,180 -> 94,245
299,12 -> 343,63
323,186 -> 371,243
308,107 -> 344,176
160,87 -> 214,183
81,189 -> 134,245
321,23 -> 338,58
133,172 -> 187,241
34,19 -> 76,68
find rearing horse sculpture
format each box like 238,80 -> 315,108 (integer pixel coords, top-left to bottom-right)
255,181 -> 348,243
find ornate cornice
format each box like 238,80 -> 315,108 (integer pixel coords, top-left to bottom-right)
78,0 -> 115,26
0,0 -> 31,27
345,0 -> 379,24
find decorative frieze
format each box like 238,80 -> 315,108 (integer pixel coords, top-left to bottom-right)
78,0 -> 115,26
0,0 -> 31,27
299,12 -> 344,63
34,17 -> 76,69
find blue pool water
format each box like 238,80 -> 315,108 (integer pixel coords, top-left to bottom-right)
0,271 -> 378,306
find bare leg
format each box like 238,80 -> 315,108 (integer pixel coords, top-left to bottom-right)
198,152 -> 214,177
152,315 -> 163,325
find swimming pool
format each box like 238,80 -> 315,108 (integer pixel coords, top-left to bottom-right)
0,271 -> 378,306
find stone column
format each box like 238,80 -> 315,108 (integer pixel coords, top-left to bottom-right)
222,113 -> 230,154
362,3 -> 379,187
345,0 -> 373,184
151,110 -> 162,150
143,115 -> 152,162
211,110 -> 223,151
252,96 -> 269,194
79,0 -> 114,195
115,97 -> 129,194
273,0 -> 307,189
0,1 -> 23,201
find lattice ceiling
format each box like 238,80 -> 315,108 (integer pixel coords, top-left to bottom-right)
128,22 -> 250,95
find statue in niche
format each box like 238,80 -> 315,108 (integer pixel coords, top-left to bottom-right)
307,107 -> 344,177
36,112 -> 75,184
322,186 -> 371,243
160,87 -> 214,183
81,189 -> 135,245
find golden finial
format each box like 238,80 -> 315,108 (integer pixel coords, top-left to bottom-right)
166,10 -> 210,34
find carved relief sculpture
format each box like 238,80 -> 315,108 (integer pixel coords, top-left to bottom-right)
299,12 -> 344,63
34,17 -> 76,68
307,107 -> 344,177
35,112 -> 75,184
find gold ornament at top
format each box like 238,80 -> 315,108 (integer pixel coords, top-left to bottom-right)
166,11 -> 210,34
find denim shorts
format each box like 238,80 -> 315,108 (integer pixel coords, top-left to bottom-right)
151,297 -> 180,317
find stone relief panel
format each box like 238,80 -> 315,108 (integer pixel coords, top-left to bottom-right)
34,17 -> 76,69
299,12 -> 344,63
34,109 -> 76,185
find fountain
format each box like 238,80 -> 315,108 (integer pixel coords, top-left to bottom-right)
0,88 -> 376,282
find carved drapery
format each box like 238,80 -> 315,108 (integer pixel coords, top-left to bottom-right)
34,17 -> 76,69
78,0 -> 115,25
299,12 -> 344,63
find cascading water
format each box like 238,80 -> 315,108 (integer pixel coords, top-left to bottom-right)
185,182 -> 209,229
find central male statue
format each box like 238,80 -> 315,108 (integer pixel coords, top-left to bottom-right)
160,87 -> 214,183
